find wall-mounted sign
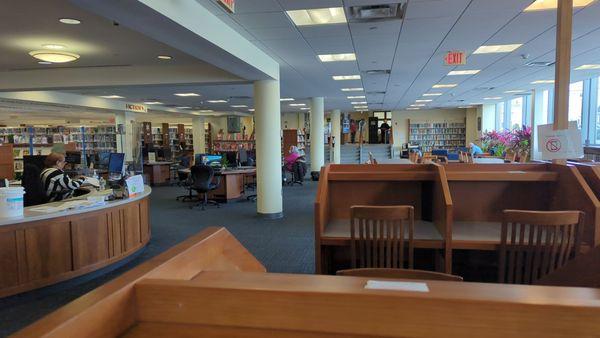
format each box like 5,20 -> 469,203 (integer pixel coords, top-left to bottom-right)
444,51 -> 466,66
538,121 -> 583,160
217,0 -> 235,13
125,103 -> 147,113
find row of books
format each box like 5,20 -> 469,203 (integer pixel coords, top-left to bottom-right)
409,122 -> 465,128
409,128 -> 466,134
410,134 -> 465,141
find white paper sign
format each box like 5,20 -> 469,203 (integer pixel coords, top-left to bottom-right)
537,121 -> 583,160
364,280 -> 429,293
148,152 -> 156,163
125,175 -> 145,197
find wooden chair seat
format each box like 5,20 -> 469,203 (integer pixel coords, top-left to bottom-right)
336,268 -> 463,281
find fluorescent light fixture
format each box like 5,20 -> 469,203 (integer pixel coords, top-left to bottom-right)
300,108 -> 310,110
473,44 -> 522,54
351,101 -> 367,105
318,53 -> 356,62
458,106 -> 474,109
406,107 -> 420,110
347,96 -> 366,99
29,50 -> 79,63
280,98 -> 295,101
99,95 -> 124,99
354,106 -> 368,109
144,101 -> 163,105
483,97 -> 502,100
157,55 -> 172,60
286,7 -> 347,26
59,18 -> 81,25
575,64 -> 600,70
524,0 -> 595,12
410,104 -> 426,107
423,93 -> 443,96
415,99 -> 432,102
174,93 -> 200,97
42,44 -> 66,50
333,75 -> 361,80
531,80 -> 554,84
289,103 -> 306,107
207,100 -> 227,103
341,87 -> 363,92
248,108 -> 255,112
230,105 -> 248,108
432,84 -> 457,88
176,106 -> 192,109
197,110 -> 213,113
504,90 -> 526,93
447,69 -> 480,76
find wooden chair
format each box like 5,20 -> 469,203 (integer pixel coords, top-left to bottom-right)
409,151 -> 419,163
336,268 -> 463,281
518,150 -> 529,163
504,150 -> 517,163
350,205 -> 415,269
498,210 -> 585,284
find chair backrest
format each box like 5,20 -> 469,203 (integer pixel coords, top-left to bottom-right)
190,165 -> 215,191
498,210 -> 584,284
409,152 -> 419,163
350,205 -> 414,269
23,163 -> 48,207
336,268 -> 463,282
431,149 -> 448,157
518,150 -> 529,163
504,149 -> 517,162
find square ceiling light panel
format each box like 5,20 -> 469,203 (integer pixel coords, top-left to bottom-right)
473,44 -> 522,54
333,75 -> 361,80
432,84 -> 457,89
287,7 -> 347,26
318,53 -> 356,62
524,0 -> 595,11
341,87 -> 363,91
447,70 -> 480,76
531,80 -> 555,84
575,64 -> 600,70
423,93 -> 443,96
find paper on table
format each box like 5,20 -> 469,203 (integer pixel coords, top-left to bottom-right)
364,280 -> 429,293
29,199 -> 105,213
83,177 -> 100,188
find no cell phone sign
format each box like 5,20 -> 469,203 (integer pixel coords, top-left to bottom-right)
545,138 -> 561,153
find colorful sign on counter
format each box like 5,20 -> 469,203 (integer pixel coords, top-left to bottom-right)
217,0 -> 235,13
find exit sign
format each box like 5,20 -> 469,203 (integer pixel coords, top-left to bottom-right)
444,51 -> 466,65
217,0 -> 235,13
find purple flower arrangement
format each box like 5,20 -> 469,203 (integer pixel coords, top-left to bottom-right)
480,126 -> 531,159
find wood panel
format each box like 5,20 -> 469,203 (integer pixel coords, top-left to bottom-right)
24,220 -> 72,281
0,143 -> 14,180
0,231 -> 19,288
122,204 -> 142,252
71,213 -> 110,269
110,208 -> 124,257
139,198 -> 151,244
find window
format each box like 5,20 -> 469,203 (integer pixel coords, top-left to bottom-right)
510,97 -> 523,129
496,102 -> 505,130
541,90 -> 550,125
569,81 -> 583,128
595,77 -> 600,144
374,111 -> 391,128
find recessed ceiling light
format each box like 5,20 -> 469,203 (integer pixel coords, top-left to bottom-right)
231,105 -> 248,108
447,69 -> 480,76
423,93 -> 443,96
290,103 -> 306,107
286,7 -> 347,26
174,93 -> 200,97
197,110 -> 213,113
432,84 -> 457,88
318,53 -> 356,62
29,50 -> 79,63
176,106 -> 192,109
42,44 -> 66,50
351,101 -> 367,105
473,44 -> 522,54
415,99 -> 432,102
333,75 -> 361,80
280,98 -> 295,101
59,18 -> 81,25
406,107 -> 420,110
157,55 -> 173,60
504,90 -> 526,93
575,64 -> 600,70
347,95 -> 366,99
207,99 -> 227,103
410,104 -> 426,107
144,101 -> 163,105
341,87 -> 363,92
483,97 -> 502,100
524,0 -> 595,12
99,95 -> 124,99
354,105 -> 368,109
531,80 -> 555,84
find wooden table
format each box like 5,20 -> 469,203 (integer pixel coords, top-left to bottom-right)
179,167 -> 256,201
143,162 -> 174,185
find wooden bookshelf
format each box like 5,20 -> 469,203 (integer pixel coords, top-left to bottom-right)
0,144 -> 14,179
408,119 -> 466,152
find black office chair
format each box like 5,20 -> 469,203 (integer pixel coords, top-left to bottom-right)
189,165 -> 220,210
22,163 -> 48,207
175,170 -> 195,202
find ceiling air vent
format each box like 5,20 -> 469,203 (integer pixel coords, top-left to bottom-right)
347,3 -> 406,22
525,61 -> 555,67
473,86 -> 495,91
367,91 -> 386,95
364,69 -> 391,75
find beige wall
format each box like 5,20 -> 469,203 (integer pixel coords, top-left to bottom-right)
391,108 -> 468,147
281,112 -> 300,130
465,107 -> 483,145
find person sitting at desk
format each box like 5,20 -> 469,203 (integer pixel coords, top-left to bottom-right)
40,152 -> 85,202
283,146 -> 306,183
469,142 -> 484,157
178,150 -> 194,169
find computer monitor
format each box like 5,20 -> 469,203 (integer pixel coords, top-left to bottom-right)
97,152 -> 111,168
195,154 -> 222,166
65,151 -> 81,164
108,153 -> 125,174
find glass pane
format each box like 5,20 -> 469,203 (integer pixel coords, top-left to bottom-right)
510,97 -> 523,129
569,81 -> 583,128
374,112 -> 385,119
596,77 -> 600,144
541,90 -> 549,125
496,102 -> 505,130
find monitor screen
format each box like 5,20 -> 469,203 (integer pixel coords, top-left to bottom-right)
108,153 -> 125,174
194,154 -> 222,166
65,151 -> 81,164
97,152 -> 111,167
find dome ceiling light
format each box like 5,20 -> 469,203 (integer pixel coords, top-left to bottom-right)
29,50 -> 80,63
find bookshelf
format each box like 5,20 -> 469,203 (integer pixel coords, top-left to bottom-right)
408,119 -> 466,152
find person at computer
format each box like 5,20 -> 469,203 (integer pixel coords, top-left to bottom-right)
40,152 -> 85,202
469,142 -> 484,157
283,146 -> 306,183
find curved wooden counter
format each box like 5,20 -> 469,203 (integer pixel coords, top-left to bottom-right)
0,187 -> 151,298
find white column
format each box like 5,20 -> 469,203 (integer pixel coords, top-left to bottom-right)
254,79 -> 283,218
192,116 -> 206,156
115,111 -> 136,162
331,109 -> 341,164
310,97 -> 325,172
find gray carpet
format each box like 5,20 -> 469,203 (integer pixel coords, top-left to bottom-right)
0,181 -> 317,336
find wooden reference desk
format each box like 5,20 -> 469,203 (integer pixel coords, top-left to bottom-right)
143,161 -> 174,185
210,168 -> 256,201
315,163 -> 600,274
14,227 -> 600,338
0,186 -> 151,298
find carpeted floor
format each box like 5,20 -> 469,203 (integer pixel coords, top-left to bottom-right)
0,181 -> 317,336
